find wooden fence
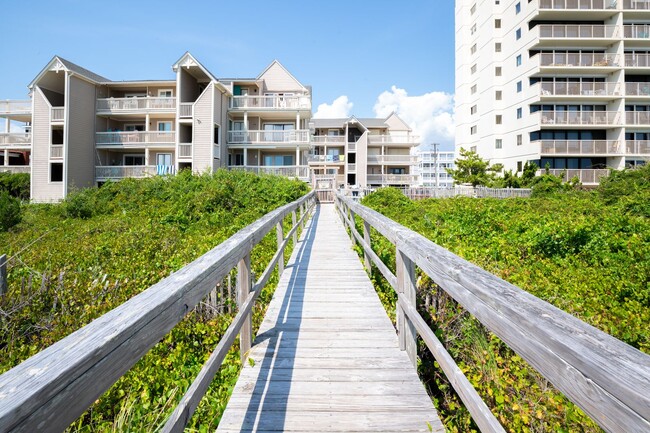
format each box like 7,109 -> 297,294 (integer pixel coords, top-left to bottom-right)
0,191 -> 316,433
335,193 -> 650,433
400,186 -> 532,200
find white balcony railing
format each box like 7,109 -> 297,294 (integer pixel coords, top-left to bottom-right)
537,140 -> 622,155
539,0 -> 617,9
0,100 -> 31,115
625,111 -> 650,124
539,110 -> 620,125
308,154 -> 346,163
50,145 -> 63,159
227,130 -> 310,144
624,24 -> 650,39
96,97 -> 176,113
624,0 -> 650,9
179,103 -> 193,118
0,166 -> 30,174
625,53 -> 650,67
95,131 -> 175,145
367,155 -> 419,164
538,24 -> 618,38
213,144 -> 221,158
537,81 -> 620,96
626,140 -> 650,154
230,165 -> 309,179
625,82 -> 650,96
348,142 -> 357,151
229,95 -> 311,110
348,163 -> 356,172
178,143 -> 192,158
537,52 -> 619,67
311,136 -> 346,144
366,135 -> 420,145
51,107 -> 64,121
95,165 -> 176,179
367,174 -> 417,184
544,169 -> 610,184
0,133 -> 31,145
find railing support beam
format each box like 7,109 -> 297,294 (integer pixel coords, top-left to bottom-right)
237,254 -> 252,364
363,221 -> 371,272
276,222 -> 284,275
396,248 -> 417,367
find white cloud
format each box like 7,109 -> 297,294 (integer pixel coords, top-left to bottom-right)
373,86 -> 455,150
313,95 -> 353,119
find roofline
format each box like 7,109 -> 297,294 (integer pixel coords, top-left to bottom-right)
384,111 -> 413,132
172,52 -> 218,82
257,60 -> 307,92
99,80 -> 176,85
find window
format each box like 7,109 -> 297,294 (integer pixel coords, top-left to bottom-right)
471,64 -> 477,74
125,124 -> 145,132
327,129 -> 340,136
516,55 -> 522,66
495,66 -> 502,76
471,3 -> 476,14
517,107 -> 523,119
516,28 -> 522,40
495,19 -> 501,29
496,115 -> 502,124
156,153 -> 172,166
158,89 -> 173,97
50,163 -> 63,182
124,155 -> 145,166
264,155 -> 294,166
516,81 -> 522,92
157,121 -> 172,132
517,161 -> 523,172
515,2 -> 521,13
496,90 -> 502,100
471,23 -> 477,35
471,125 -> 477,135
471,44 -> 477,54
264,123 -> 294,141
471,84 -> 477,94
471,105 -> 478,115
495,42 -> 502,52
495,138 -> 503,149
470,146 -> 477,152
517,134 -> 523,146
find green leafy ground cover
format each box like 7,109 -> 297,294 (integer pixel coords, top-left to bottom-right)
0,170 -> 308,432
359,168 -> 649,433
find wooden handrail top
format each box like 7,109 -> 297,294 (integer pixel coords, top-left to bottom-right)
335,193 -> 650,433
0,191 -> 315,433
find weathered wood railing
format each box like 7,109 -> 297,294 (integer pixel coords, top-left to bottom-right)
335,193 -> 650,433
0,191 -> 316,433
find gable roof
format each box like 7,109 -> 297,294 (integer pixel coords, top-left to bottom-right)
172,52 -> 218,81
257,60 -> 307,92
28,55 -> 110,89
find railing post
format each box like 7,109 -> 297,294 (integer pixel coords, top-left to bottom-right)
363,221 -> 371,272
0,254 -> 6,296
276,221 -> 284,275
291,210 -> 298,245
396,247 -> 417,367
237,254 -> 252,363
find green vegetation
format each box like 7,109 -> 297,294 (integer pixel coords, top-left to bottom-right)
0,170 -> 309,432
0,172 -> 30,200
0,191 -> 21,232
359,166 -> 649,433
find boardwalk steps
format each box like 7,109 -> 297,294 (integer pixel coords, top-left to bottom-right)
217,204 -> 444,432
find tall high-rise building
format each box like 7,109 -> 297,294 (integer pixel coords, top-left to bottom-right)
455,0 -> 650,185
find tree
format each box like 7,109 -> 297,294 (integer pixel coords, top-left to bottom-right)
447,148 -> 502,187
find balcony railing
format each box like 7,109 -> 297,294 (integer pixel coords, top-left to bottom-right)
230,165 -> 309,179
214,144 -> 221,158
624,24 -> 650,39
348,142 -> 357,151
624,0 -> 650,9
544,169 -> 610,184
179,103 -> 193,118
538,24 -> 618,38
0,166 -> 30,174
626,140 -> 650,154
367,155 -> 419,164
95,165 -> 176,179
0,100 -> 31,115
537,81 -> 620,96
366,135 -> 420,145
0,133 -> 31,145
51,107 -> 64,121
178,143 -> 192,158
97,97 -> 176,113
537,52 -> 619,67
537,140 -> 622,155
50,145 -> 63,159
348,163 -> 356,172
229,95 -> 311,110
227,130 -> 310,144
311,136 -> 346,144
95,131 -> 175,145
538,0 -> 617,9
539,110 -> 620,125
625,82 -> 650,96
625,111 -> 650,124
308,154 -> 346,163
367,174 -> 417,184
625,53 -> 650,67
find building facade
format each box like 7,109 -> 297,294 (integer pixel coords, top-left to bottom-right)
455,0 -> 650,185
416,150 -> 456,187
0,53 -> 419,202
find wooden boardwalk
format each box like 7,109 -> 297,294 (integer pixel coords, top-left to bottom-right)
217,204 -> 444,433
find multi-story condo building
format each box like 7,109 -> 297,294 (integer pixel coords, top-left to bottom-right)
416,150 -> 456,187
310,115 -> 419,188
455,0 -> 650,186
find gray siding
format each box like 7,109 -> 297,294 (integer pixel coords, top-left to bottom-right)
192,83 -> 214,173
356,132 -> 368,187
31,88 -> 63,202
66,75 -> 97,191
212,86 -> 228,170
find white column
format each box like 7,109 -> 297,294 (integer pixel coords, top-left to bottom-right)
296,112 -> 300,129
4,149 -> 8,166
243,112 -> 248,130
145,147 -> 150,167
243,147 -> 248,167
296,146 -> 300,177
4,118 -> 9,134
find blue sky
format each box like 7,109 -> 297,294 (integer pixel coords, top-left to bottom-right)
1,0 -> 456,148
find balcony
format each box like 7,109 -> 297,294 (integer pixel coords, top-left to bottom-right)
311,136 -> 346,145
348,142 -> 356,152
0,166 -> 30,174
625,82 -> 650,96
0,100 -> 31,118
229,165 -> 309,180
625,111 -> 650,124
536,81 -> 620,97
544,168 -> 610,185
367,155 -> 419,164
0,133 -> 31,146
537,52 -> 619,68
367,174 -> 417,185
307,154 -> 345,164
96,97 -> 176,114
624,24 -> 650,39
95,165 -> 175,180
624,0 -> 650,9
227,130 -> 310,145
538,0 -> 618,9
537,140 -> 622,155
537,24 -> 618,39
538,110 -> 620,126
625,140 -> 650,154
95,131 -> 175,146
50,145 -> 63,159
51,107 -> 64,122
229,95 -> 311,111
348,163 -> 356,172
366,135 -> 420,146
178,143 -> 192,158
179,103 -> 193,118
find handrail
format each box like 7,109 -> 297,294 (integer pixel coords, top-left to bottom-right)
0,191 -> 316,432
335,193 -> 650,433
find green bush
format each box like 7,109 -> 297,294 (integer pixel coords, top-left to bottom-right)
0,191 -> 21,231
0,172 -> 30,200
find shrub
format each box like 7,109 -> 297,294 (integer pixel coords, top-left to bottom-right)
0,191 -> 21,231
0,172 -> 30,200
